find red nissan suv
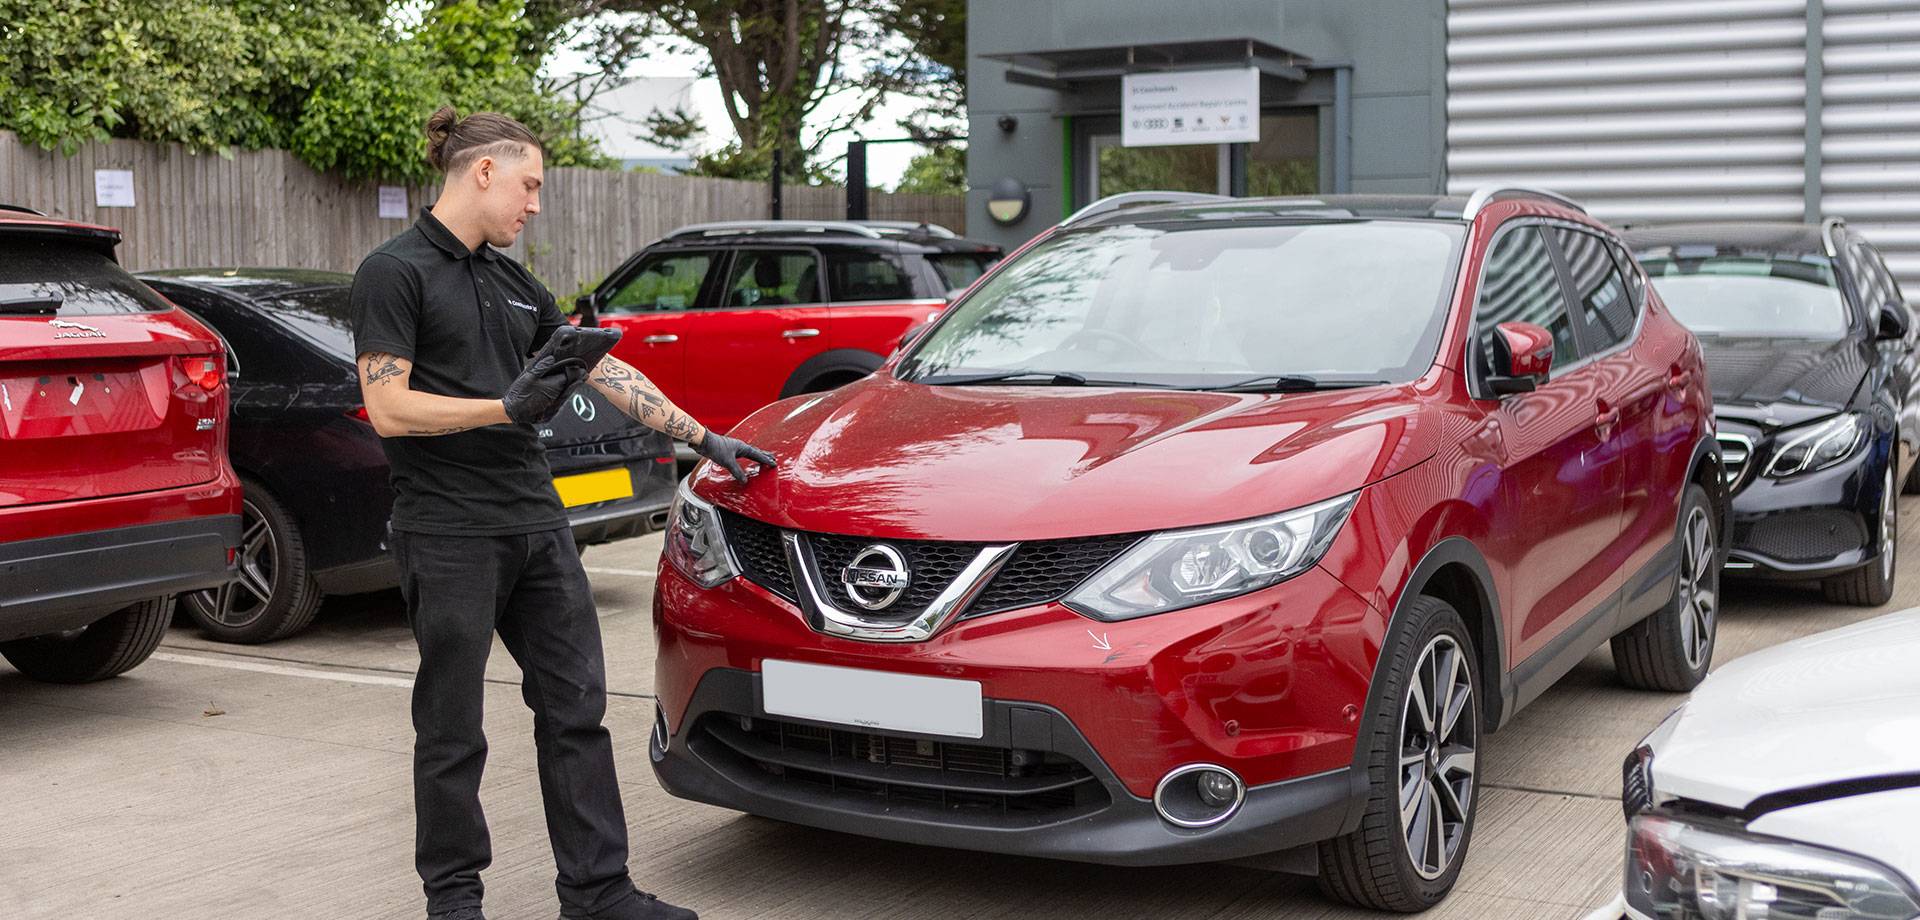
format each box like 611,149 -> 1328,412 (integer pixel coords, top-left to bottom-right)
649,191 -> 1722,910
0,206 -> 241,683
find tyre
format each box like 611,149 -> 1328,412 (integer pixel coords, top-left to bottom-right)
180,479 -> 323,643
1317,595 -> 1480,912
1613,483 -> 1719,691
0,597 -> 173,683
1823,463 -> 1897,607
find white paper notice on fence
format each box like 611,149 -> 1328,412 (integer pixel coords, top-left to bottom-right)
1122,67 -> 1260,147
377,186 -> 409,220
94,170 -> 136,208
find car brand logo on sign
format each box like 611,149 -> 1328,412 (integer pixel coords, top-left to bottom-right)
49,319 -> 105,339
841,544 -> 910,610
571,392 -> 595,422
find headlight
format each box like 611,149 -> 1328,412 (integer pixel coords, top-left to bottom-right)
1764,413 -> 1866,478
663,476 -> 738,588
1064,493 -> 1356,621
1626,814 -> 1920,919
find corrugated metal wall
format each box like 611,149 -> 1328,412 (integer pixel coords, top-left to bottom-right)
1446,0 -> 1920,292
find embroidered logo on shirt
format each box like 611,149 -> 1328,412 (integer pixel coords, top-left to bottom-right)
507,298 -> 536,312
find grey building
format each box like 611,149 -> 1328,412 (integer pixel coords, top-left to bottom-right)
966,0 -> 1920,290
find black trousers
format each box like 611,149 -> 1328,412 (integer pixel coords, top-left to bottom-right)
391,527 -> 636,917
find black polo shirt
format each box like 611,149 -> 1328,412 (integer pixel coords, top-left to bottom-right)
350,207 -> 569,536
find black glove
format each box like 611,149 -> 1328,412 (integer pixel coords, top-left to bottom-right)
503,354 -> 588,425
534,324 -> 622,369
695,431 -> 778,484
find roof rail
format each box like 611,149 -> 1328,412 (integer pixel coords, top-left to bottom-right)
1460,186 -> 1587,220
665,219 -> 883,240
0,204 -> 48,217
860,220 -> 958,239
1063,191 -> 1231,226
1819,215 -> 1846,257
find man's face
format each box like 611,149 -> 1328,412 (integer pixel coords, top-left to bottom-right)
474,145 -> 544,248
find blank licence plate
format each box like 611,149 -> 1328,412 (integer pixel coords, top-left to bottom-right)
761,660 -> 984,739
553,467 -> 633,508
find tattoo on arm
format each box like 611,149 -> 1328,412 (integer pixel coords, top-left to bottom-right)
364,352 -> 404,386
590,359 -> 645,393
405,426 -> 464,436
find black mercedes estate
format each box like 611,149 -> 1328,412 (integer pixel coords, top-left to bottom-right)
1628,221 -> 1919,605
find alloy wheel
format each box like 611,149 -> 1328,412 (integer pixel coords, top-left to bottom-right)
1399,634 -> 1476,881
1882,466 -> 1898,585
187,498 -> 277,628
1678,505 -> 1716,670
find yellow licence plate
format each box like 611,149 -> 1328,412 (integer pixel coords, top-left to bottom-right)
553,467 -> 634,508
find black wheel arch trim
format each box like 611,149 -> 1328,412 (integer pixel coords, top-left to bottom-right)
1341,537 -> 1507,836
779,348 -> 885,399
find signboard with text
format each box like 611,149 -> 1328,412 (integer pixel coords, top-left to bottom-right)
1122,67 -> 1261,147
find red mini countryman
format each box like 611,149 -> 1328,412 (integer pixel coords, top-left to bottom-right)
0,205 -> 241,683
649,190 -> 1722,911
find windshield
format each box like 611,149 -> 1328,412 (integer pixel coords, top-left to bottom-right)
898,220 -> 1467,387
1639,252 -> 1850,339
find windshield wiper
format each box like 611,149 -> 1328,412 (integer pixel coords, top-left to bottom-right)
0,284 -> 63,315
916,369 -> 1189,389
1193,375 -> 1391,393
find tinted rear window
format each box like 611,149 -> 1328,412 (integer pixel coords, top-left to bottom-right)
0,235 -> 171,315
929,253 -> 994,292
265,287 -> 355,358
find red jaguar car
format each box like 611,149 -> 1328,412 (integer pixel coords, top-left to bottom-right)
649,190 -> 1722,911
0,206 -> 241,682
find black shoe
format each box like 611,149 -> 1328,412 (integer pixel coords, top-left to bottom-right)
579,890 -> 698,920
430,909 -> 486,920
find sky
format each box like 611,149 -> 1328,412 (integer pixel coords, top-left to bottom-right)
544,16 -> 952,188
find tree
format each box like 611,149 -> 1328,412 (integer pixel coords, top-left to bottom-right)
871,0 -> 966,138
593,1 -> 907,179
894,144 -> 964,195
0,0 -> 609,182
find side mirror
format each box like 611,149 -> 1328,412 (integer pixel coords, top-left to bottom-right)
1487,321 -> 1554,395
1876,302 -> 1910,341
574,292 -> 600,328
894,322 -> 931,356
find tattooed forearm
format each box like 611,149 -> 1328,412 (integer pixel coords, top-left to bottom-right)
364,353 -> 403,386
592,358 -> 705,444
589,359 -> 646,393
665,415 -> 703,443
405,426 -> 464,436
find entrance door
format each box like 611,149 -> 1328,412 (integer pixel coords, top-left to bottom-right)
1081,111 -> 1320,201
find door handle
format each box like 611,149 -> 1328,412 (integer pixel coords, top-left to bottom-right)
781,328 -> 822,339
642,334 -> 679,344
1596,403 -> 1622,430
1666,367 -> 1691,389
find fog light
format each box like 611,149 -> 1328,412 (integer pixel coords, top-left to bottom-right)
1153,764 -> 1245,829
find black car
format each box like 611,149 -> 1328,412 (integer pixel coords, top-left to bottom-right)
1628,221 -> 1919,605
138,269 -> 676,643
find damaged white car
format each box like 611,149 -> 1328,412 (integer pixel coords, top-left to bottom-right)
1593,608 -> 1920,920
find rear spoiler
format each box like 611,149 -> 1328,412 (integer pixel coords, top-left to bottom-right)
0,220 -> 122,258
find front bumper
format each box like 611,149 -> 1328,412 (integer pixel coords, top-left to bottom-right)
651,667 -> 1360,866
0,514 -> 242,640
650,557 -> 1383,863
1722,445 -> 1888,579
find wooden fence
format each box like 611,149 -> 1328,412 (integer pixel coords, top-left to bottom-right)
0,131 -> 965,296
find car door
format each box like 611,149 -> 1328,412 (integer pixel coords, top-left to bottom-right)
823,244 -> 946,359
592,249 -> 720,415
1470,223 -> 1624,667
676,247 -> 833,432
1548,227 -> 1662,583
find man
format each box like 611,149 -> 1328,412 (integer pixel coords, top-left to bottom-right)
351,107 -> 774,920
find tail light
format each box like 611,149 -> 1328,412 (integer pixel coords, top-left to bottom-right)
348,406 -> 371,422
175,354 -> 223,392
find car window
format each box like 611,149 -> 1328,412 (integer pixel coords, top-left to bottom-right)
1843,235 -> 1893,322
1476,225 -> 1580,378
721,249 -> 822,308
824,249 -> 916,302
604,251 -> 714,314
1638,250 -> 1849,339
927,253 -> 994,293
1552,228 -> 1635,353
0,236 -> 171,315
268,287 -> 356,359
1607,238 -> 1647,313
902,220 -> 1467,387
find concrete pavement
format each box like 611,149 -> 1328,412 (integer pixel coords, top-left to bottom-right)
5,501 -> 1916,920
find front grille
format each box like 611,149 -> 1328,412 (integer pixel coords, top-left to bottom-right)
718,510 -> 795,602
694,713 -> 1108,824
808,531 -> 981,617
716,511 -> 1140,620
1740,510 -> 1868,563
1716,433 -> 1753,489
